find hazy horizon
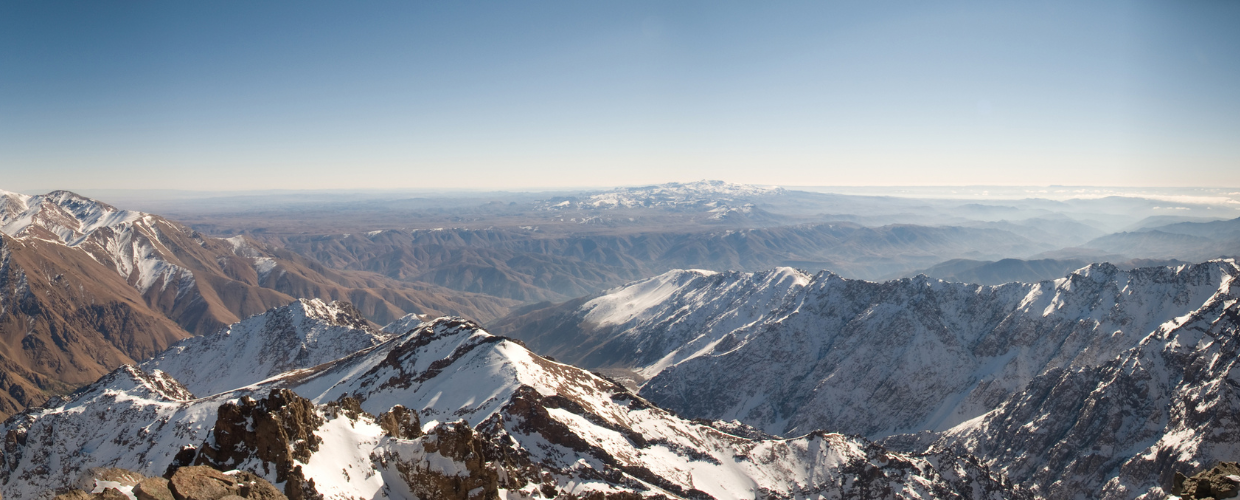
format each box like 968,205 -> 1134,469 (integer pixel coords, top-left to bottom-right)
6,183 -> 1240,216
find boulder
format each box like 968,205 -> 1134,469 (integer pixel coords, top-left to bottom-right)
167,466 -> 286,500
134,477 -> 174,500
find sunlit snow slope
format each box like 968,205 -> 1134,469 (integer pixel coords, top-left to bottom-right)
497,260 -> 1240,499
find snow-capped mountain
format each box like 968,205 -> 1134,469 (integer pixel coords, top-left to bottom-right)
934,280 -> 1240,498
1,190 -> 511,331
0,314 -> 1020,499
0,189 -> 516,418
380,311 -> 428,335
0,189 -> 197,299
495,260 -> 1240,498
541,180 -> 785,211
140,299 -> 388,397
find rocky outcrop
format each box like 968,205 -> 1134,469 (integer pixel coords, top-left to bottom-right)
377,421 -> 500,500
194,390 -> 322,500
377,405 -> 421,439
1172,462 -> 1240,499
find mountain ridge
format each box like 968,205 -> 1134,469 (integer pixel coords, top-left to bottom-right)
492,259 -> 1240,497
1,312 -> 1022,499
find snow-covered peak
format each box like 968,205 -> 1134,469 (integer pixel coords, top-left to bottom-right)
379,312 -> 428,335
542,180 -> 785,210
0,189 -> 143,246
141,298 -> 386,397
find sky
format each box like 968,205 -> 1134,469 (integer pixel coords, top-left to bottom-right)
1,1 -> 1238,191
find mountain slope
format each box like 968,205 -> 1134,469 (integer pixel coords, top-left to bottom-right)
934,276 -> 1240,498
495,262 -> 1237,438
0,232 -> 189,416
1083,230 -> 1238,262
1,315 -> 1021,500
0,189 -> 517,334
140,298 -> 389,397
0,189 -> 517,417
494,260 -> 1240,498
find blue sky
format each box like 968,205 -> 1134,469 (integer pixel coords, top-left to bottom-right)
2,1 -> 1238,190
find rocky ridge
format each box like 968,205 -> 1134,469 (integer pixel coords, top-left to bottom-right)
0,313 -> 1022,499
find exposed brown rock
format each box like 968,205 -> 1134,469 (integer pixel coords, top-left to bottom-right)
52,490 -> 93,500
0,191 -> 517,419
1172,462 -> 1240,499
381,421 -> 499,500
324,395 -> 367,422
223,471 -> 285,500
134,477 -> 174,500
169,467 -> 234,500
194,389 -> 322,500
96,488 -> 128,500
377,405 -> 422,439
167,466 -> 286,500
0,233 -> 191,418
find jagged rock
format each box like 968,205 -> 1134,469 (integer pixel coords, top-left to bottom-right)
134,477 -> 174,500
377,405 -> 422,439
324,395 -> 368,422
194,390 -> 322,500
52,492 -> 92,500
380,420 -> 499,500
167,467 -> 285,500
1172,462 -> 1240,499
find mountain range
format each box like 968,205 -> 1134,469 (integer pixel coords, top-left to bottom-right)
0,190 -> 513,417
494,260 -> 1240,498
3,184 -> 1240,499
1,303 -> 1020,499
